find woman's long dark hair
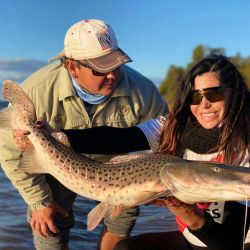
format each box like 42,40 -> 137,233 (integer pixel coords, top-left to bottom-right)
159,55 -> 250,165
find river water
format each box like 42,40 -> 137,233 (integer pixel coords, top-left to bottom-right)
0,101 -> 176,250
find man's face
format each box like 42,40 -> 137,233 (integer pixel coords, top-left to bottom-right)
66,59 -> 121,96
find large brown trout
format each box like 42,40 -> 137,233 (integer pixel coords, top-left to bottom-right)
1,80 -> 250,230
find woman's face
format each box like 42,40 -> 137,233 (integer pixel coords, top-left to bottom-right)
190,72 -> 225,129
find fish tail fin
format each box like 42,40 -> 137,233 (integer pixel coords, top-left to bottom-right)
0,107 -> 12,129
3,80 -> 33,107
20,148 -> 49,174
2,80 -> 37,124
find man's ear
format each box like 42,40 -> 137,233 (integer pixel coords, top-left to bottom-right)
65,59 -> 78,78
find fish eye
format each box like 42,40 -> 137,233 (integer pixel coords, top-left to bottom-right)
212,167 -> 222,173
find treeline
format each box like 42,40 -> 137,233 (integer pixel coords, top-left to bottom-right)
159,44 -> 250,105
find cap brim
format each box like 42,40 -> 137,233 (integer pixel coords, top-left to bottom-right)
83,48 -> 132,73
49,51 -> 66,62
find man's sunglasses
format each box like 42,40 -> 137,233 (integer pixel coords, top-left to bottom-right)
76,60 -> 119,77
190,86 -> 228,105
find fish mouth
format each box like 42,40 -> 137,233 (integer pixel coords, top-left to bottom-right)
170,181 -> 250,203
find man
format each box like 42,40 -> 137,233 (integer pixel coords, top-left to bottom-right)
0,19 -> 167,250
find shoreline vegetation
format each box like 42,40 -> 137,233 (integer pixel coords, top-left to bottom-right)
159,44 -> 250,105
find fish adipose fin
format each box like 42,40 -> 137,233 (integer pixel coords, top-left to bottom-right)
19,148 -> 49,174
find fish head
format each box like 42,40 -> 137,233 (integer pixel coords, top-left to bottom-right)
160,160 -> 250,203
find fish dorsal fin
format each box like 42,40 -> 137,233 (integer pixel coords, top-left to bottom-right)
19,147 -> 49,174
87,202 -> 110,231
108,153 -> 146,164
50,132 -> 71,147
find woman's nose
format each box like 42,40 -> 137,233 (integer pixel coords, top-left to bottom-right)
199,95 -> 211,108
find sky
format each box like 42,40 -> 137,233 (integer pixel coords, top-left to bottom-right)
1,0 -> 250,93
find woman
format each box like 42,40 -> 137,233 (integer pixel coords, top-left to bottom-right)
114,55 -> 250,250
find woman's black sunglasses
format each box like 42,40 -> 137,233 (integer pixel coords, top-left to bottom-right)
190,86 -> 229,105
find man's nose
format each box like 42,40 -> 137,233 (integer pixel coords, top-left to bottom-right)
106,68 -> 120,79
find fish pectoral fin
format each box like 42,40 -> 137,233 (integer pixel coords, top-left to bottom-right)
20,149 -> 48,174
135,191 -> 169,206
50,132 -> 71,147
87,202 -> 110,231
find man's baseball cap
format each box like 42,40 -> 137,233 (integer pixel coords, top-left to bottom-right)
50,19 -> 132,73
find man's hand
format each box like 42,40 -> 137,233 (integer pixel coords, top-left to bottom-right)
14,118 -> 55,152
31,201 -> 69,237
14,130 -> 32,151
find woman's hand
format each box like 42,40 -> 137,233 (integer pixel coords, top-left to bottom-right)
152,196 -> 207,230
